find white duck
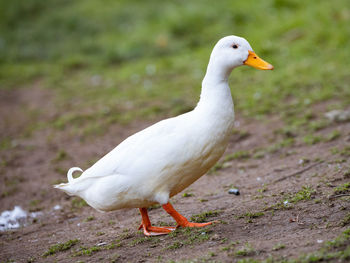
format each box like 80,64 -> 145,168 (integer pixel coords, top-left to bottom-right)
55,35 -> 273,236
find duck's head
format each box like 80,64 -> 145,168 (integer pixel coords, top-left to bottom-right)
210,35 -> 273,72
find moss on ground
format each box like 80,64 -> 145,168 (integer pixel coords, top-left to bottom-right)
43,239 -> 79,257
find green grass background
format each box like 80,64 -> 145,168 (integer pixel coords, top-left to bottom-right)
1,0 -> 349,135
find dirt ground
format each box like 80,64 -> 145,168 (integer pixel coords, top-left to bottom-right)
0,87 -> 349,263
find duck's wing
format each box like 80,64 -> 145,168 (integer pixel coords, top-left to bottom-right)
81,112 -> 199,179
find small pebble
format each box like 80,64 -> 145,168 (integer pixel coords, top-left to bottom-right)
53,205 -> 61,211
228,188 -> 240,195
97,242 -> 107,246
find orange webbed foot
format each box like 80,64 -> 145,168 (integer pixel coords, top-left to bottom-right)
177,221 -> 215,228
138,208 -> 176,236
162,203 -> 217,229
138,204 -> 216,236
141,225 -> 176,236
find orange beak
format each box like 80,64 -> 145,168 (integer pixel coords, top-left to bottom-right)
244,50 -> 274,70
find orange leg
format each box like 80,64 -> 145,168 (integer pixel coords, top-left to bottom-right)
162,202 -> 214,228
138,208 -> 176,236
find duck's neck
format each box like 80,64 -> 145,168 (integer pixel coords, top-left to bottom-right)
196,58 -> 234,112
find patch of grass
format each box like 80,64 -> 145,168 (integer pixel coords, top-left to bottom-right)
110,253 -> 121,263
333,182 -> 350,195
201,229 -> 350,263
43,239 -> 79,257
73,246 -> 101,257
119,230 -> 134,240
299,158 -> 311,165
314,199 -> 321,204
330,147 -> 340,155
220,241 -> 240,251
252,151 -> 265,159
0,137 -> 13,151
27,256 -> 36,263
166,241 -> 183,250
0,159 -> 8,169
325,228 -> 350,249
272,243 -> 286,251
167,227 -> 212,249
267,138 -> 295,153
232,129 -> 250,141
340,213 -> 350,227
71,197 -> 88,210
235,243 -> 256,257
289,186 -> 316,203
84,216 -> 94,222
105,240 -> 123,249
233,230 -> 350,263
1,176 -> 25,197
53,167 -> 66,176
29,199 -> 41,207
344,170 -> 350,179
225,151 -> 251,161
303,134 -> 323,145
185,228 -> 211,244
71,241 -> 122,257
209,150 -> 252,173
244,212 -> 265,219
307,120 -> 330,132
257,185 -> 268,193
182,192 -> 194,197
237,211 -> 265,220
325,130 -> 341,142
51,150 -> 69,163
28,199 -> 43,212
209,162 -> 224,173
1,0 -> 350,143
190,210 -> 221,223
339,146 -> 350,157
265,186 -> 316,211
237,259 -> 260,263
129,237 -> 150,246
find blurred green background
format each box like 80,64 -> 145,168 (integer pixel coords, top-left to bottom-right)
0,0 -> 349,137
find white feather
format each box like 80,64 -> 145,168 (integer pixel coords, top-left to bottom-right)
67,167 -> 83,182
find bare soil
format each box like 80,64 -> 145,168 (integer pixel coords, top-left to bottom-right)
0,87 -> 349,263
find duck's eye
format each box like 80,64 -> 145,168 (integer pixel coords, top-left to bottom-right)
232,44 -> 238,49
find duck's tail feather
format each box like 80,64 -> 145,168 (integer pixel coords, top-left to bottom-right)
54,167 -> 84,195
67,167 -> 83,183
